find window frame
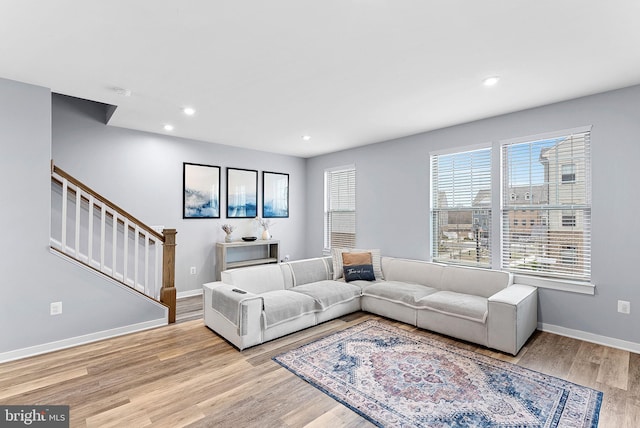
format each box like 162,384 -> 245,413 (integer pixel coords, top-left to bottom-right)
501,126 -> 591,283
430,144 -> 493,268
323,164 -> 356,252
429,126 -> 594,293
561,163 -> 576,184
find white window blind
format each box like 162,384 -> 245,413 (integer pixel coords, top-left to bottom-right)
324,166 -> 356,250
501,130 -> 591,280
431,147 -> 492,267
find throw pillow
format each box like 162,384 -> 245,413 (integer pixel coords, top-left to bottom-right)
342,252 -> 375,282
331,247 -> 385,281
331,247 -> 349,280
353,248 -> 384,281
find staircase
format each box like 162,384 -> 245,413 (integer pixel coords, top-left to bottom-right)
50,163 -> 177,322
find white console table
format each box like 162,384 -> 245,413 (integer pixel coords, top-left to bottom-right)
215,239 -> 280,280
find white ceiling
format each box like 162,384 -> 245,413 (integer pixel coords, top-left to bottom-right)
1,1 -> 639,158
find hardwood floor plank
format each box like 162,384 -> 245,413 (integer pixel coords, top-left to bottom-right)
517,331 -> 582,378
597,384 -> 627,428
575,340 -> 606,365
628,352 -> 640,400
66,393 -> 131,427
567,360 -> 600,390
150,404 -> 206,427
176,295 -> 204,324
279,384 -> 341,427
0,367 -> 87,401
624,398 -> 640,428
301,405 -> 374,428
597,347 -> 630,390
85,402 -> 152,428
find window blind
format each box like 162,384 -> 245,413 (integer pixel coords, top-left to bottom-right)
431,147 -> 492,267
501,131 -> 591,280
324,166 -> 356,250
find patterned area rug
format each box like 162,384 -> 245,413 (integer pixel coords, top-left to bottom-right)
273,320 -> 602,427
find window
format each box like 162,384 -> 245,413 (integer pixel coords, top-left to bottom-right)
561,164 -> 576,183
562,211 -> 576,227
502,129 -> 591,281
560,246 -> 578,265
431,147 -> 491,267
324,165 -> 356,250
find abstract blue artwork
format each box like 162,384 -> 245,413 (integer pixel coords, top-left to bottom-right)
227,168 -> 258,218
183,163 -> 220,219
263,171 -> 289,218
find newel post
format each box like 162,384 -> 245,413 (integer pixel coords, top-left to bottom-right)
161,229 -> 177,323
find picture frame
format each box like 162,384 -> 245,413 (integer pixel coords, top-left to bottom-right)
227,168 -> 258,218
263,171 -> 289,218
183,163 -> 221,219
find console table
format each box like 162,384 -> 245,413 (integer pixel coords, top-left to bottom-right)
215,240 -> 280,280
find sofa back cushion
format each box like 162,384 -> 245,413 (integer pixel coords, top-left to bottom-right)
439,265 -> 512,297
381,257 -> 444,289
281,257 -> 332,288
222,264 -> 285,294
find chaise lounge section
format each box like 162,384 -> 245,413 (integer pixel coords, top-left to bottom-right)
203,254 -> 538,355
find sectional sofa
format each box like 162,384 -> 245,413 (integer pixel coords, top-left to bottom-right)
203,254 -> 538,355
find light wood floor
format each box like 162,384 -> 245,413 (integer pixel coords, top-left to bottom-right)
1,303 -> 639,427
175,295 -> 204,324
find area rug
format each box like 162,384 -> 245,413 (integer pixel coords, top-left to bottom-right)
273,320 -> 602,427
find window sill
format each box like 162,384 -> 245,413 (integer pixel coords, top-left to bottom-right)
513,274 -> 595,295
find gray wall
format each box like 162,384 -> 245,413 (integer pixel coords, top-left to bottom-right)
52,94 -> 308,294
0,78 -> 166,355
306,84 -> 640,345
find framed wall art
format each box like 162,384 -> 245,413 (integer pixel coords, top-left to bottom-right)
263,171 -> 289,218
183,163 -> 221,219
227,167 -> 258,218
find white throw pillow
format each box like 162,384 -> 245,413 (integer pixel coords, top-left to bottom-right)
331,248 -> 349,280
355,248 -> 384,281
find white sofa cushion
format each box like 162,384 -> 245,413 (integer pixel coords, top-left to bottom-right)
290,280 -> 361,310
381,257 -> 444,288
419,291 -> 488,323
222,264 -> 285,294
439,265 -> 512,298
282,258 -> 332,288
363,281 -> 439,307
261,290 -> 317,328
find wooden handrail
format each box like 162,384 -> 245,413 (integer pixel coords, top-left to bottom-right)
51,163 -> 177,323
51,175 -> 150,236
53,165 -> 164,241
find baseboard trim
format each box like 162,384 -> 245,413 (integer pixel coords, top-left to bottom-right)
538,322 -> 640,354
0,318 -> 167,364
178,289 -> 203,299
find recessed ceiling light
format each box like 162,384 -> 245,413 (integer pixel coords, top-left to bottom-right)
164,124 -> 174,131
483,76 -> 500,87
113,87 -> 132,97
302,135 -> 311,141
183,107 -> 196,116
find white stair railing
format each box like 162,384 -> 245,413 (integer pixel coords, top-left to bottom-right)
50,164 -> 177,322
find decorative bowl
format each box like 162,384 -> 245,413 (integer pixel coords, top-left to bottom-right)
242,236 -> 258,241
